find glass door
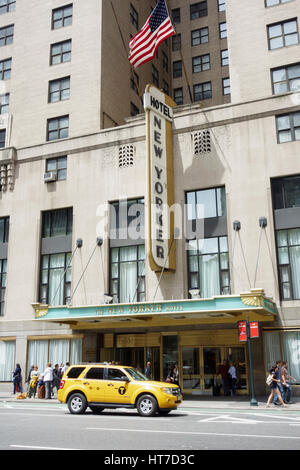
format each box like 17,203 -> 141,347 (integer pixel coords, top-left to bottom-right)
203,347 -> 221,393
182,348 -> 200,391
181,346 -> 248,395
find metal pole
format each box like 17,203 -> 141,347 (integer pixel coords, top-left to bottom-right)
246,317 -> 258,406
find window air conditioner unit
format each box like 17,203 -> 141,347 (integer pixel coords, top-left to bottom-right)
44,171 -> 57,183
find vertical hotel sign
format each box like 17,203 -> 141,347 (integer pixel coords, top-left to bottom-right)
144,84 -> 176,272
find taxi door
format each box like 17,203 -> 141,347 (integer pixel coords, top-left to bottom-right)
83,367 -> 106,402
104,367 -> 131,404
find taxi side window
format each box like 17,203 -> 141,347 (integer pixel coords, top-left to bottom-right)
107,368 -> 125,381
85,367 -> 104,380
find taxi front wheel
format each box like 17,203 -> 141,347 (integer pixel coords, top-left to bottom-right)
67,393 -> 87,414
136,394 -> 158,417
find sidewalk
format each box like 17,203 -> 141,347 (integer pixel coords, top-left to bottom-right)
1,385 -> 299,410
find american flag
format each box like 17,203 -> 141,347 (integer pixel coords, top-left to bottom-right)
128,0 -> 175,68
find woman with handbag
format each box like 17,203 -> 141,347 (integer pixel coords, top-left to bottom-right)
266,366 -> 287,408
12,363 -> 23,394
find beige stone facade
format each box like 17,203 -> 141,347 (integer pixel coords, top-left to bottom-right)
0,0 -> 300,397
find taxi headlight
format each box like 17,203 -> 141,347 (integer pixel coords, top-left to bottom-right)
162,387 -> 173,395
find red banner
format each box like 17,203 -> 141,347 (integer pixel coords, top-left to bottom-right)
250,321 -> 259,338
238,321 -> 247,342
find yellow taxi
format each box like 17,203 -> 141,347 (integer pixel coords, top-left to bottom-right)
57,363 -> 182,417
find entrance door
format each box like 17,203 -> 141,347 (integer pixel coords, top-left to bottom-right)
203,347 -> 221,392
181,346 -> 247,395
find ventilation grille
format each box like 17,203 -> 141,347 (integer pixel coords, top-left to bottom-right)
119,144 -> 134,168
193,130 -> 211,156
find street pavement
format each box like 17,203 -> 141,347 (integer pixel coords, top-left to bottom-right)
1,384 -> 300,410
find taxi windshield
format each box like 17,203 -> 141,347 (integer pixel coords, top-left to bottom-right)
126,368 -> 148,381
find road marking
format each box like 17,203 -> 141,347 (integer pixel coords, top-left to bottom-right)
198,415 -> 260,424
10,445 -> 79,450
86,427 -> 300,440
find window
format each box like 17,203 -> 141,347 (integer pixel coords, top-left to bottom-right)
219,22 -> 227,39
266,0 -> 293,6
0,93 -> 9,114
50,40 -> 72,65
190,2 -> 208,20
272,175 -> 300,210
0,216 -> 9,316
152,65 -> 159,87
40,208 -> 73,306
0,340 -> 14,379
162,79 -> 169,95
0,24 -> 13,46
85,368 -> 104,380
110,198 -> 145,303
27,338 -> 82,376
172,34 -> 181,51
130,3 -> 138,29
46,156 -> 67,181
107,368 -> 126,380
0,58 -> 11,79
187,187 -> 226,220
42,208 -> 72,238
193,82 -> 212,101
271,63 -> 300,94
173,60 -> 182,78
186,187 -> 229,298
110,245 -> 145,303
276,112 -> 300,143
174,87 -> 183,105
191,27 -> 209,46
40,253 -> 72,305
268,19 -> 299,49
0,0 -> 15,15
0,129 -> 6,147
48,77 -> 70,103
162,51 -> 168,72
218,0 -> 226,11
130,70 -> 139,94
172,8 -> 180,24
187,236 -> 230,298
52,4 -> 72,29
221,49 -> 229,66
47,115 -> 69,141
192,54 -> 210,73
277,229 -> 300,299
222,77 -> 231,95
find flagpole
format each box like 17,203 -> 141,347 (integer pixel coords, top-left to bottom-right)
110,1 -> 143,105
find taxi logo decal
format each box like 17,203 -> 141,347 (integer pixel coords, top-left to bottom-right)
118,386 -> 126,395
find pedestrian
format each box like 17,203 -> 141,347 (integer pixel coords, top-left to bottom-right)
28,365 -> 39,399
52,364 -> 61,395
217,360 -> 230,396
144,361 -> 152,379
37,374 -> 45,399
167,363 -> 180,386
273,361 -> 285,405
26,365 -> 34,392
61,362 -> 70,377
228,361 -> 237,396
266,366 -> 287,408
42,362 -> 53,399
281,361 -> 296,404
12,363 -> 23,394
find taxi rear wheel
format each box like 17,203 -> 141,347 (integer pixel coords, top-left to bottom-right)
67,393 -> 87,414
136,394 -> 158,417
